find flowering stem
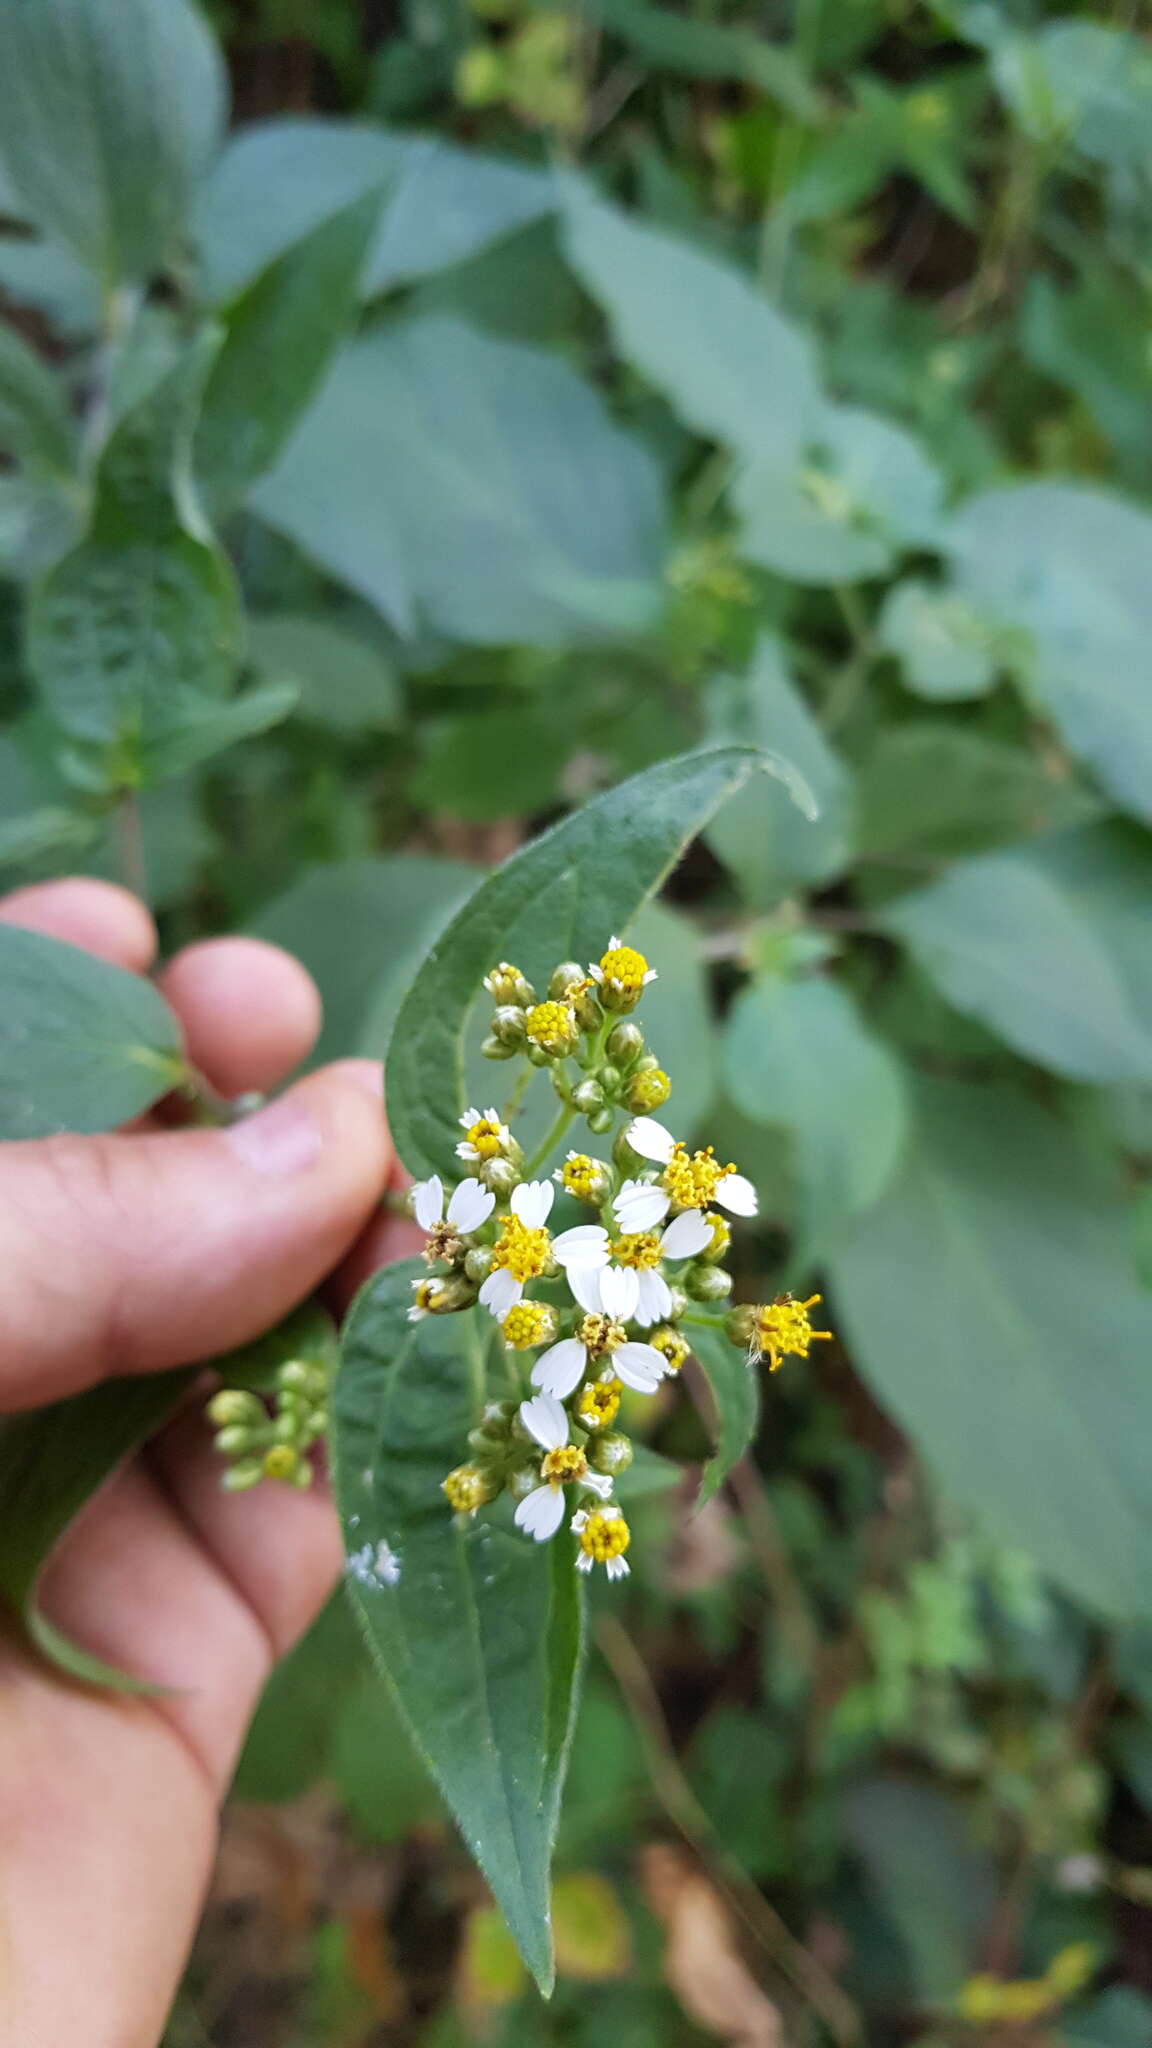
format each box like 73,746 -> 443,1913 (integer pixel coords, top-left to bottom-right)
500,1061 -> 535,1124
523,1103 -> 574,1178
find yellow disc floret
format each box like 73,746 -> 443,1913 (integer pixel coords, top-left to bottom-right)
610,1230 -> 663,1270
577,1378 -> 622,1429
541,1445 -> 588,1485
576,1313 -> 626,1357
501,1300 -> 558,1350
463,1114 -> 507,1159
754,1294 -> 833,1373
661,1142 -> 734,1212
443,1464 -> 491,1513
597,944 -> 650,1000
561,1152 -> 609,1203
490,1215 -> 553,1283
525,1001 -> 579,1056
625,1066 -> 672,1112
650,1325 -> 690,1373
578,1507 -> 631,1564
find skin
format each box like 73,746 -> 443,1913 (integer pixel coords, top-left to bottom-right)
0,878 -> 421,2048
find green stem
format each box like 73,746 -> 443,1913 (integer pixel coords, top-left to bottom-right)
500,1060 -> 535,1125
114,790 -> 148,903
523,1103 -> 575,1179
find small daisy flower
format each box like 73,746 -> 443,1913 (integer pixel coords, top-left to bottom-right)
572,1503 -> 631,1579
575,1376 -> 623,1429
513,1394 -> 612,1542
524,1001 -> 579,1057
589,938 -> 657,1009
456,1107 -> 510,1164
613,1185 -> 714,1255
501,1300 -> 558,1351
531,1311 -> 666,1399
751,1294 -> 833,1373
478,1180 -> 556,1318
623,1119 -> 758,1221
408,1276 -> 453,1323
442,1464 -> 494,1514
555,1151 -> 611,1205
412,1174 -> 495,1234
561,1214 -> 711,1328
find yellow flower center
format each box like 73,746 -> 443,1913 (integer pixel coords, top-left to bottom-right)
413,1279 -> 443,1312
501,1301 -> 556,1350
578,1508 -> 630,1562
491,1215 -> 553,1283
443,1465 -> 488,1512
576,1378 -> 622,1429
576,1313 -> 625,1357
562,1153 -> 606,1202
627,1067 -> 671,1112
465,1116 -> 505,1159
598,945 -> 649,995
525,1001 -> 577,1055
705,1214 -> 731,1260
754,1294 -> 833,1372
610,1230 -> 663,1270
541,1445 -> 587,1486
650,1325 -> 689,1373
661,1142 -> 734,1211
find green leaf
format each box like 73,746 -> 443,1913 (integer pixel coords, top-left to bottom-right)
562,182 -> 821,473
0,0 -> 227,287
197,118 -> 555,303
722,974 -> 908,1256
27,336 -> 244,750
882,837 -> 1152,1085
385,745 -> 785,1179
0,922 -> 185,1138
0,803 -> 102,868
1022,273 -> 1152,482
333,1261 -> 585,1992
579,0 -> 819,118
946,481 -> 1152,824
250,854 -> 478,1073
233,1592 -> 367,1803
628,902 -> 717,1134
0,322 -> 77,476
251,315 -> 666,646
705,635 -> 846,907
854,728 -> 1094,865
1061,1987 -> 1152,2047
735,405 -> 943,584
877,579 -> 1000,700
0,1369 -> 196,1685
829,1079 -> 1152,1617
137,681 -> 298,780
196,189 -> 384,516
246,613 -> 400,733
687,1314 -> 759,1504
846,1778 -> 996,2003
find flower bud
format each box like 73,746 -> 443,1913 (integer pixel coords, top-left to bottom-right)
309,1409 -> 329,1437
701,1214 -> 732,1263
481,1033 -> 519,1061
214,1424 -> 260,1457
613,1126 -> 642,1172
206,1388 -> 265,1429
588,1107 -> 615,1134
484,962 -> 535,1007
465,1245 -> 495,1285
264,1444 -> 302,1481
507,1464 -> 540,1498
725,1304 -> 757,1348
597,1064 -> 622,1095
685,1263 -> 734,1304
278,1358 -> 325,1394
665,1285 -> 688,1320
624,1065 -> 672,1113
443,1463 -> 497,1513
606,1021 -> 644,1064
479,1157 -> 520,1198
525,1000 -> 580,1058
430,1274 -> 479,1314
221,1457 -> 265,1492
571,1077 -> 605,1115
590,1432 -> 634,1477
492,1004 -> 528,1048
549,961 -> 586,1000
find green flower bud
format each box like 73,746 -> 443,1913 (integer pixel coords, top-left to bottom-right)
271,1411 -> 302,1443
278,1358 -> 321,1393
526,1041 -> 553,1067
588,1107 -> 615,1134
465,1244 -> 495,1284
221,1458 -> 265,1492
606,1021 -> 644,1064
665,1284 -> 688,1321
479,1157 -> 520,1198
206,1388 -> 264,1429
549,961 -> 586,1000
725,1304 -> 758,1348
214,1424 -> 260,1457
492,1004 -> 528,1048
597,1064 -> 622,1095
572,1077 -> 605,1115
264,1443 -> 302,1483
685,1263 -> 734,1304
623,1065 -> 671,1113
290,1460 -> 314,1489
484,962 -> 535,1007
309,1409 -> 329,1437
590,1432 -> 634,1477
508,1464 -> 540,1499
482,1032 -> 519,1061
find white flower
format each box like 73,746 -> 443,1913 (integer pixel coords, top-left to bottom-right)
477,1180 -> 556,1319
564,1212 -> 712,1329
531,1331 -> 667,1398
567,1259 -> 639,1322
510,1179 -> 555,1228
588,936 -> 658,990
623,1117 -> 758,1220
715,1172 -> 757,1215
456,1106 -> 510,1163
412,1174 -> 495,1233
614,1186 -> 714,1256
625,1116 -> 677,1165
478,1267 -> 521,1318
572,1504 -> 631,1579
513,1394 -> 611,1542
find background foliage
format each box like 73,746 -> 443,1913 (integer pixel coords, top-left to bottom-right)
3,0 -> 1152,2039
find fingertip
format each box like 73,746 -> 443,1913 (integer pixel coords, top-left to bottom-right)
159,937 -> 323,1096
0,878 -> 156,971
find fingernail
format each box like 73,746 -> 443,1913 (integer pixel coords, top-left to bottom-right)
329,1058 -> 385,1101
226,1095 -> 322,1176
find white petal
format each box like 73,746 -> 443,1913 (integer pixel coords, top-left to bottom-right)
511,1179 -> 555,1228
599,1264 -> 640,1322
479,1268 -> 521,1318
584,1470 -> 614,1499
608,934 -> 622,950
412,1176 -> 444,1230
514,1485 -> 566,1541
460,1107 -> 482,1130
661,1208 -> 712,1259
570,1508 -> 590,1534
606,1556 -> 630,1580
455,1141 -> 478,1161
406,1305 -> 428,1323
531,1339 -> 588,1399
576,1549 -> 595,1571
567,1263 -> 607,1315
518,1392 -> 569,1451
635,1270 -> 673,1326
448,1178 -> 495,1231
482,1106 -> 502,1125
614,1180 -> 670,1232
552,1224 -> 610,1268
626,1116 -> 676,1164
716,1171 -> 758,1218
615,1341 -> 667,1392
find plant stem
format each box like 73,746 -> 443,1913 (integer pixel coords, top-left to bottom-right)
523,1102 -> 574,1178
114,790 -> 148,902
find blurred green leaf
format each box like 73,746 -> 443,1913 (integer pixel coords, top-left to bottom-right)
247,613 -> 399,732
1060,1987 -> 1152,2047
855,727 -> 1094,864
628,901 -> 717,1134
0,0 -> 226,286
252,315 -> 666,646
689,1314 -> 759,1504
846,1778 -> 996,2003
736,405 -> 943,584
233,1591 -> 366,1801
706,635 -> 845,907
0,922 -> 185,1138
877,579 -> 1000,701
577,0 -> 819,119
330,1673 -> 443,1843
0,323 -> 77,476
333,1261 -> 584,1993
830,1079 -> 1152,1616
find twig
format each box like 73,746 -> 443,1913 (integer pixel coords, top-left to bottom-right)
114,790 -> 148,903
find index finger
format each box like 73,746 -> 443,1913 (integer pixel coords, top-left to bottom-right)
0,877 -> 157,972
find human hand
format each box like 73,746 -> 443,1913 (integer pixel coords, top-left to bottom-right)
0,877 -> 417,2048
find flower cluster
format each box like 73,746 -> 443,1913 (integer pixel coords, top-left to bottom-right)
411,939 -> 835,1580
206,1356 -> 330,1491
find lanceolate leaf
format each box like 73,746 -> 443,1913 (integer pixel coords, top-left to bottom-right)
0,923 -> 186,1138
386,745 -> 804,1180
689,1315 -> 759,1504
333,1261 -> 584,1992
0,1370 -> 197,1686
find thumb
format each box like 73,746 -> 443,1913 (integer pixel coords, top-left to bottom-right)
0,1060 -> 389,1410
